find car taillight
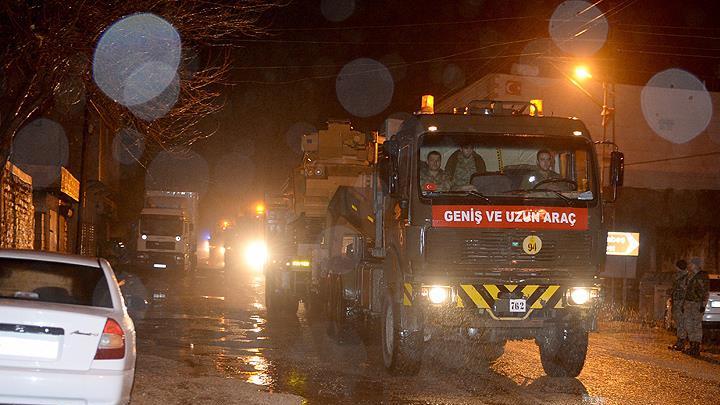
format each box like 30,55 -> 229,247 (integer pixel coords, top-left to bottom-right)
94,318 -> 125,360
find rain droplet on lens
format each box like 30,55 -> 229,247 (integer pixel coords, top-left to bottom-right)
285,122 -> 317,155
146,150 -> 209,194
549,1 -> 608,56
321,0 -> 355,22
12,119 -> 69,187
336,58 -> 394,118
93,13 -> 181,108
641,68 -> 712,144
128,73 -> 180,122
112,128 -> 146,165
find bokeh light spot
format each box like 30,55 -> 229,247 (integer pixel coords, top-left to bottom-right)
321,0 -> 355,22
128,73 -> 179,121
93,13 -> 181,107
112,128 -> 146,165
549,1 -> 608,56
443,64 -> 466,90
12,118 -> 69,187
641,68 -> 712,144
336,58 -> 394,118
285,122 -> 317,155
146,150 -> 209,194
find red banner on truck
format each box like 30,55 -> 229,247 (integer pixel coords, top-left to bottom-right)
431,205 -> 588,231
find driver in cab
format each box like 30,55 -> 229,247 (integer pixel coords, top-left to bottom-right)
521,149 -> 562,190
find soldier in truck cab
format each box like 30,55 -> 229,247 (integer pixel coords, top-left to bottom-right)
419,150 -> 451,192
445,141 -> 486,191
521,149 -> 561,189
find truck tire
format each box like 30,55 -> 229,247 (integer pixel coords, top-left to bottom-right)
538,327 -> 588,377
381,290 -> 423,375
327,275 -> 353,343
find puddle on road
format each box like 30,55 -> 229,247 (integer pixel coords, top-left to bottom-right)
134,269 -> 396,403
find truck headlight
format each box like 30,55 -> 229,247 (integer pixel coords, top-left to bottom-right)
175,235 -> 182,241
244,240 -> 267,272
141,234 -> 148,240
421,285 -> 452,305
567,287 -> 599,306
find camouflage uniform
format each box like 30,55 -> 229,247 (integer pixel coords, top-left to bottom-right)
419,166 -> 451,192
445,149 -> 486,189
521,168 -> 560,189
450,155 -> 478,190
682,267 -> 709,345
670,266 -> 688,340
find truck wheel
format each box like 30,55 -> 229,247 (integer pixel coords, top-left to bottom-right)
538,327 -> 588,377
327,275 -> 353,343
381,290 -> 423,375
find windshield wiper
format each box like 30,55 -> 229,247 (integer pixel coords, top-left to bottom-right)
427,190 -> 492,203
528,188 -> 575,205
502,189 -> 575,206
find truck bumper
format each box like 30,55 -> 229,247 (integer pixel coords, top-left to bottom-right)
400,278 -> 599,340
134,252 -> 186,272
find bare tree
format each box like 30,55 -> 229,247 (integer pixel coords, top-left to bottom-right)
0,1 -> 280,165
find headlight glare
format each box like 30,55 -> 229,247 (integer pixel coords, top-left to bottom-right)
569,287 -> 591,305
426,286 -> 451,305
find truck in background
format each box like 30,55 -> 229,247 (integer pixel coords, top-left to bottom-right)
133,190 -> 199,273
262,120 -> 375,316
322,98 -> 624,377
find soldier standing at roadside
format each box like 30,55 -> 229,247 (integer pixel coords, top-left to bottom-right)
668,259 -> 689,351
682,257 -> 709,357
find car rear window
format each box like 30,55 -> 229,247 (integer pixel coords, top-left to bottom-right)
0,258 -> 113,308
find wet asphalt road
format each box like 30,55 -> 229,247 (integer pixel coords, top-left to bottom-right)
131,265 -> 720,405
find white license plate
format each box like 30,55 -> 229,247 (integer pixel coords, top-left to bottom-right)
509,299 -> 527,313
0,334 -> 60,360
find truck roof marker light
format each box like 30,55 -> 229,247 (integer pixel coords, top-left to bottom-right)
420,95 -> 434,114
573,130 -> 583,136
428,126 -> 438,132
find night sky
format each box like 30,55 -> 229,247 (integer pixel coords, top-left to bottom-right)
191,0 -> 720,227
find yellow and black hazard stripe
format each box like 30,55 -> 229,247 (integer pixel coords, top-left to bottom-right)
403,283 -> 413,306
456,284 -> 564,310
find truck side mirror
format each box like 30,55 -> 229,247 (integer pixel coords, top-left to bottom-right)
610,151 -> 624,187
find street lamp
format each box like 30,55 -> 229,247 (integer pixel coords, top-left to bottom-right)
571,65 -> 614,143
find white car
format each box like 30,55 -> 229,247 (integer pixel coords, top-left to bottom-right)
703,274 -> 720,330
0,249 -> 136,404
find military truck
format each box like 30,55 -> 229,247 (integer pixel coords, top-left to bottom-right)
323,98 -> 624,376
263,120 -> 375,316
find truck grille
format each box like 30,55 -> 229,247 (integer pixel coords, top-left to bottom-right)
426,229 -> 593,268
147,241 -> 176,250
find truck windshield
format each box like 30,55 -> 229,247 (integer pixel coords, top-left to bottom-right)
140,215 -> 183,236
419,133 -> 596,202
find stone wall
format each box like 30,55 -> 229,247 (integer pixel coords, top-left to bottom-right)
1,162 -> 34,249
